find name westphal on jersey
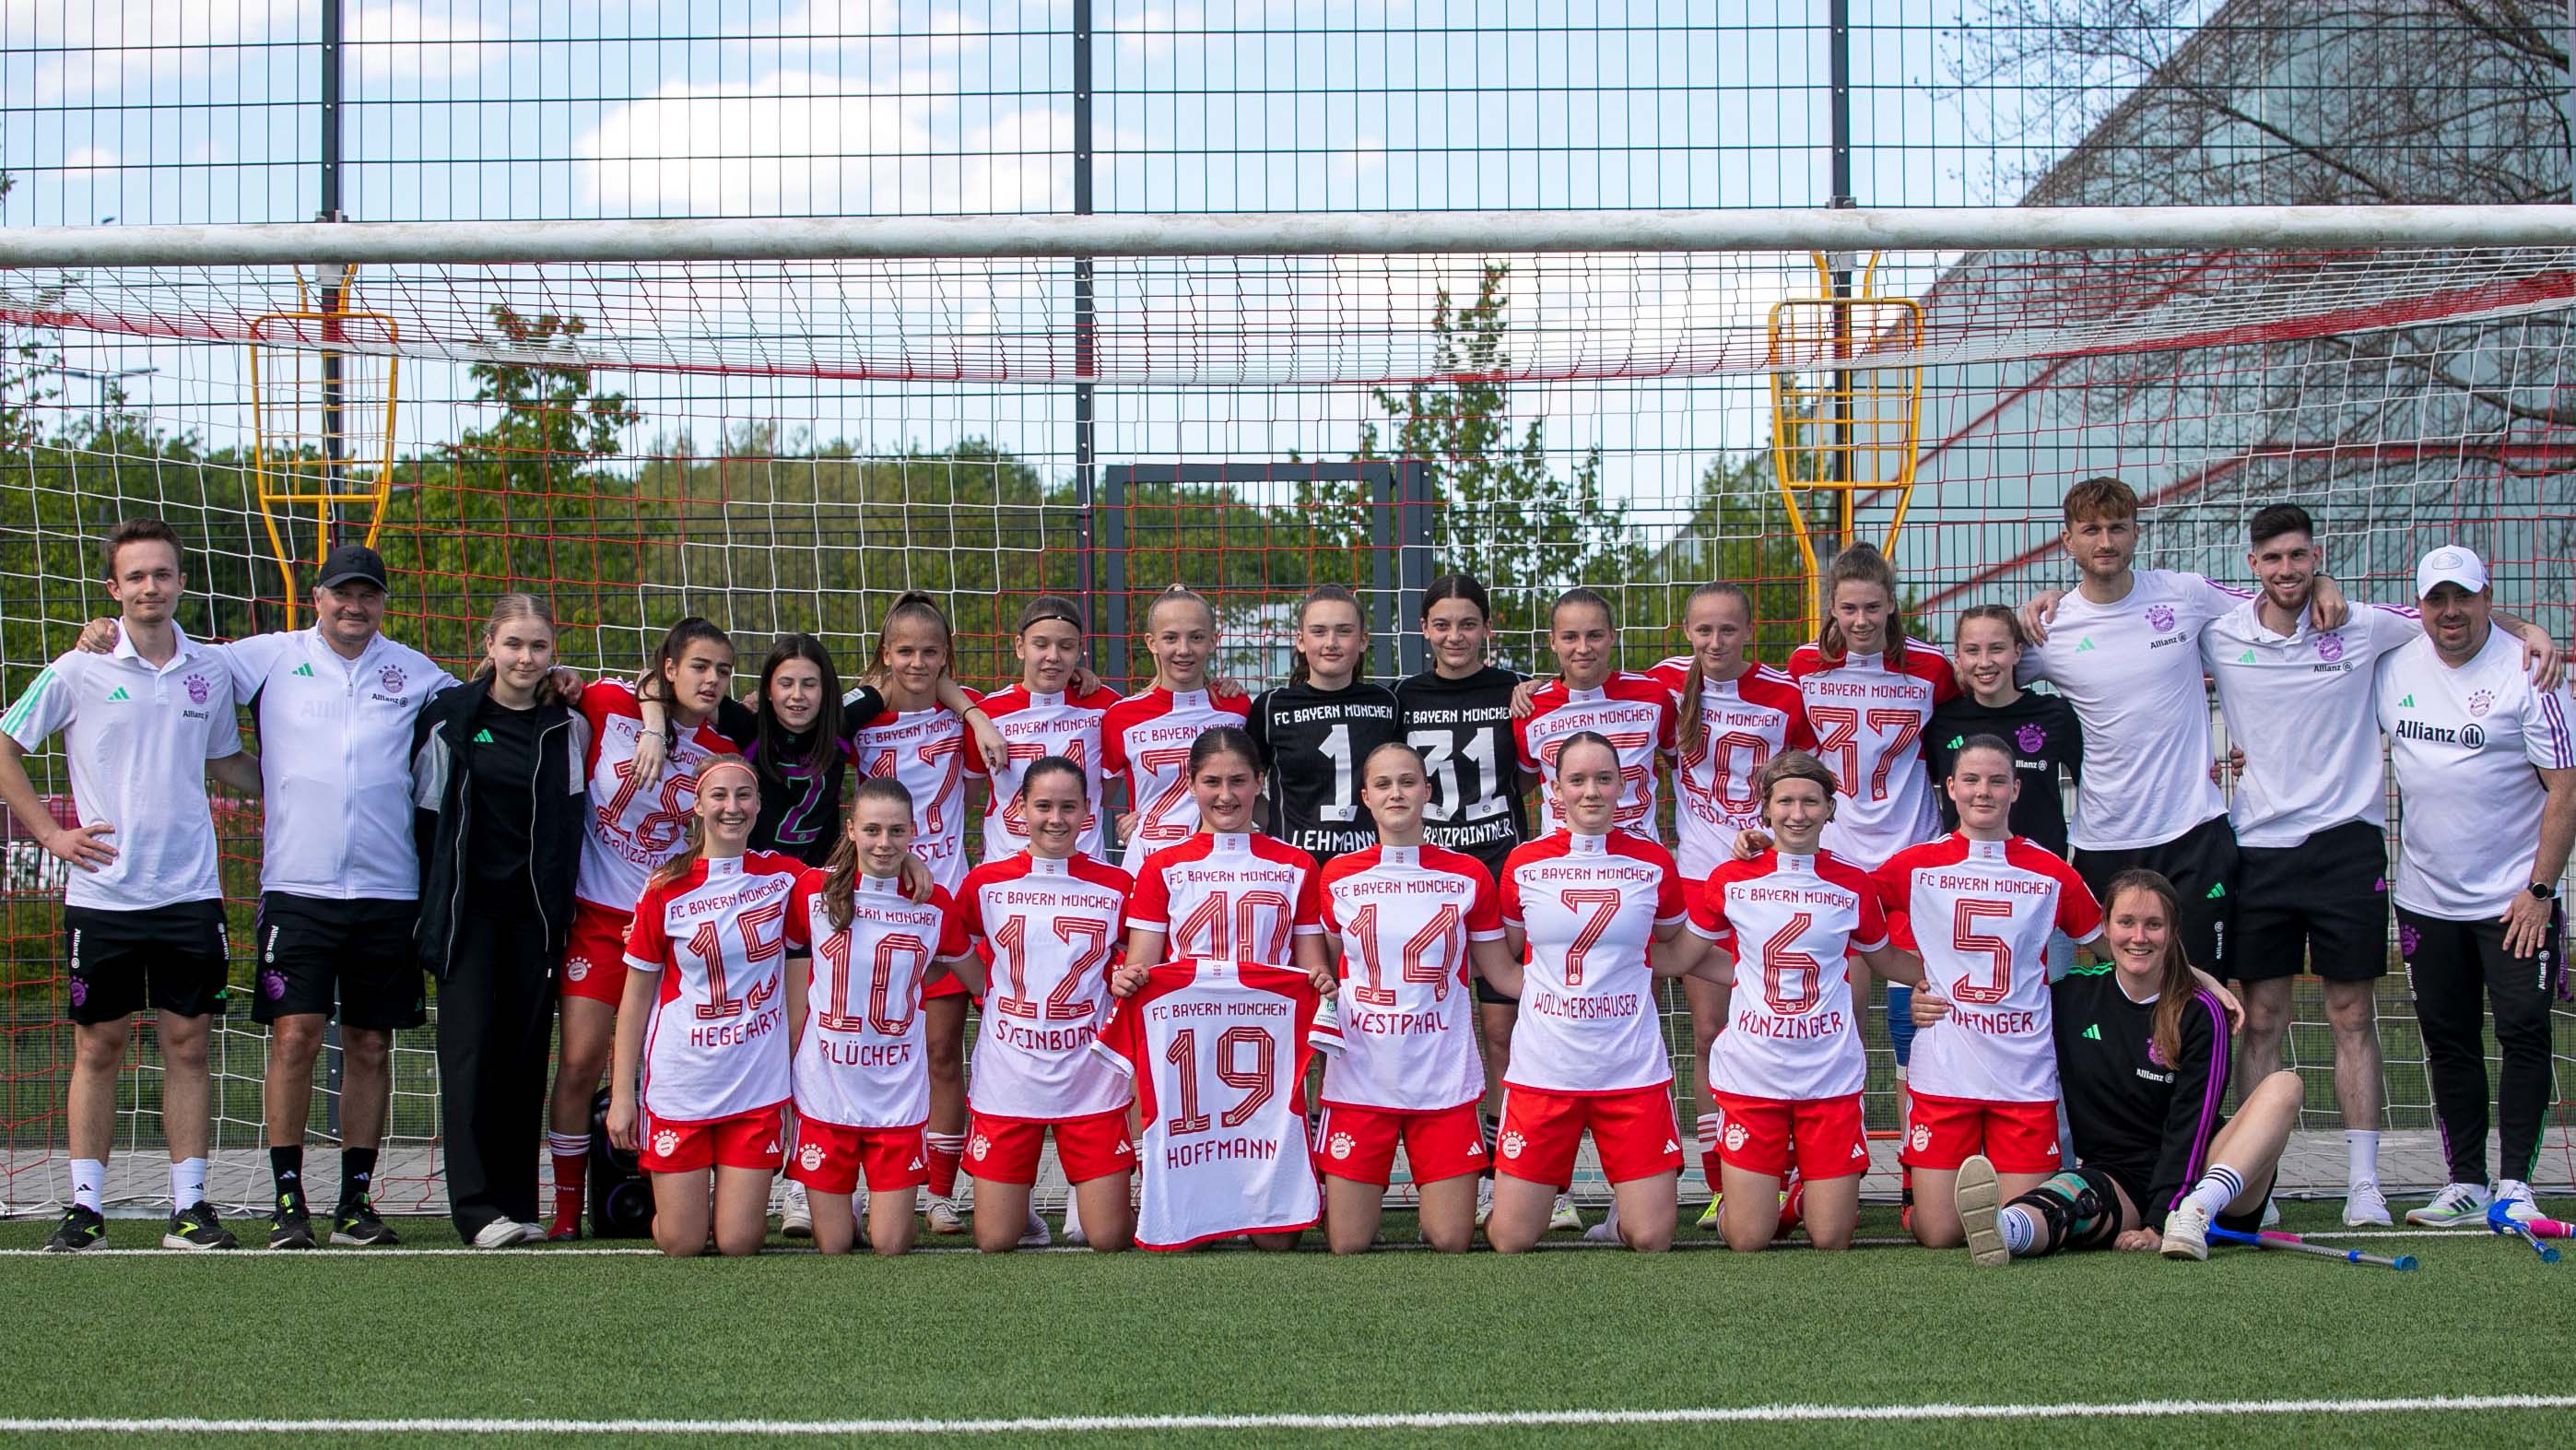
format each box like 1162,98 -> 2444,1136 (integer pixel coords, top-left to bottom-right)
1253,682 -> 1399,861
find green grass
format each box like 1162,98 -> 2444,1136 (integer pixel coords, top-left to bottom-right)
1,1201 -> 2570,1447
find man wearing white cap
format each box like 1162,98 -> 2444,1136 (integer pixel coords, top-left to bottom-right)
2376,545 -> 2576,1227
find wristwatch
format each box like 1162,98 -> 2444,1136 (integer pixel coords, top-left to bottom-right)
2529,880 -> 2556,902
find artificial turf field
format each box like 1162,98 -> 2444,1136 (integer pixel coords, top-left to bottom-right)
1,1199 -> 2570,1446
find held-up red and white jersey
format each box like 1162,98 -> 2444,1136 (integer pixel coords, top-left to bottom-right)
1089,958 -> 1321,1250
1651,657 -> 1815,878
1315,844 -> 1505,1112
970,683 -> 1123,861
1127,831 -> 1323,968
848,706 -> 976,890
1498,830 -> 1688,1094
1691,850 -> 1889,1102
1512,675 -> 1678,840
1872,833 -> 2104,1104
1784,642 -> 1960,870
1102,686 -> 1253,876
782,871 -> 971,1129
576,680 -> 745,914
619,852 -> 800,1124
956,852 -> 1135,1122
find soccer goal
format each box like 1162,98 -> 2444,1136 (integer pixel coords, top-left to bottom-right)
2,206 -> 2571,1216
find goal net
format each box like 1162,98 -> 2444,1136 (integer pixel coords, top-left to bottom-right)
2,220 -> 2571,1215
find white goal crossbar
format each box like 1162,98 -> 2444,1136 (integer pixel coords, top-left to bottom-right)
9,205 -> 2576,266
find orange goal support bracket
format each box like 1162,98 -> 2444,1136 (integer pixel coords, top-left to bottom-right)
1768,252 -> 1923,635
248,264 -> 400,626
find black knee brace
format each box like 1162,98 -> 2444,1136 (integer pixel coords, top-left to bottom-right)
2008,1165 -> 2122,1256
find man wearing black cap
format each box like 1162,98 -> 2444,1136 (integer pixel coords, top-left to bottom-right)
76,545 -> 477,1246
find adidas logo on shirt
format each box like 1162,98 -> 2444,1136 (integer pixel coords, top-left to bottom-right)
2082,1023 -> 2102,1041
292,663 -> 314,678
104,687 -> 130,702
472,728 -> 495,743
2238,649 -> 2257,664
2075,638 -> 2098,653
2206,882 -> 2227,900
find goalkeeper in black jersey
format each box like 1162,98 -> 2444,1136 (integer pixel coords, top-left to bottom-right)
1248,584 -> 1400,865
1912,868 -> 2299,1264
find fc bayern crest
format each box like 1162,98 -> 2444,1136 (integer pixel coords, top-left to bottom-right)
2467,688 -> 2495,717
2314,632 -> 2346,663
2016,723 -> 2047,754
184,674 -> 210,705
2146,604 -> 2176,631
799,1142 -> 825,1171
652,1129 -> 679,1158
380,665 -> 407,693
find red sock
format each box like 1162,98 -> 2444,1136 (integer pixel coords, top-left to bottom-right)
925,1132 -> 965,1198
548,1132 -> 589,1233
1701,1150 -> 1722,1195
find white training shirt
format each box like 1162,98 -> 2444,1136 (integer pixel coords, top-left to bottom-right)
957,851 -> 1135,1122
1873,834 -> 2103,1104
784,871 -> 971,1129
1691,849 -> 1888,1102
222,628 -> 460,900
2019,569 -> 2243,852
2,622 -> 242,911
1315,843 -> 1505,1113
2377,626 -> 2576,920
1497,829 -> 1687,1095
848,706 -> 974,890
621,852 -> 800,1125
2203,597 -> 2419,849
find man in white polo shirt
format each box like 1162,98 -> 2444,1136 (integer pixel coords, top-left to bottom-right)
2204,505 -> 2558,1226
0,519 -> 262,1251
2017,477 -> 2345,978
2377,545 -> 2576,1227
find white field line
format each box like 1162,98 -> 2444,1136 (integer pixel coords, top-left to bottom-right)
0,1227 -> 2500,1258
2,1395 -> 2571,1436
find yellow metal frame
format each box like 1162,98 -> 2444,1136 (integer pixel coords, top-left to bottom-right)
249,265 -> 400,627
1767,253 -> 1924,636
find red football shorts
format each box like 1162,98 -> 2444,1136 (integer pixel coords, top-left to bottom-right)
966,1108 -> 1135,1185
1901,1092 -> 2062,1175
1710,1090 -> 1867,1181
560,902 -> 632,1008
787,1118 -> 930,1196
1312,1101 -> 1488,1188
1494,1083 -> 1683,1187
638,1104 -> 786,1175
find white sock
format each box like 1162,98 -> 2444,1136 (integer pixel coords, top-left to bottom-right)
547,1131 -> 590,1158
1999,1204 -> 2036,1256
171,1156 -> 208,1208
1061,1190 -> 1086,1238
2346,1129 -> 2380,1189
2182,1164 -> 2244,1220
70,1158 -> 105,1212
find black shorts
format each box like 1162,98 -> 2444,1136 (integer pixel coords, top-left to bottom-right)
64,900 -> 230,1026
1464,844 -> 1521,1006
253,893 -> 427,1030
2233,820 -> 2390,984
2096,1157 -> 2273,1237
2076,814 -> 2240,976
1475,977 -> 1520,1008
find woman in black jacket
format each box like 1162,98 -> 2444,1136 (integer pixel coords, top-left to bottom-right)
412,594 -> 591,1247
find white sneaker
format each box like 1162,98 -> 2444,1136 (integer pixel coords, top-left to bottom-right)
2159,1200 -> 2212,1261
1017,1205 -> 1052,1248
2259,1197 -> 2280,1229
2404,1182 -> 2492,1228
2342,1183 -> 2393,1227
1955,1154 -> 2006,1267
470,1219 -> 531,1249
1061,1193 -> 1089,1245
1547,1193 -> 1583,1232
1474,1177 -> 1495,1228
1582,1199 -> 1622,1244
925,1194 -> 966,1235
781,1181 -> 813,1239
2495,1179 -> 2537,1217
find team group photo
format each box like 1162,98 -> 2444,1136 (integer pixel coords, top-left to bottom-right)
5,2 -> 2576,1443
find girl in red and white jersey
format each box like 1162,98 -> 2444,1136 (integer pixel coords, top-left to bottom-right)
1104,585 -> 1253,876
551,617 -> 746,1240
1686,749 -> 1923,1253
850,591 -> 987,1232
605,758 -> 798,1258
781,776 -> 973,1256
1783,543 -> 1958,1109
1512,587 -> 1676,842
1124,725 -> 1330,982
1649,581 -> 1814,1206
1482,732 -> 1729,1255
1872,737 -> 2102,1248
971,595 -> 1124,863
1312,740 -> 1513,1254
948,756 -> 1137,1254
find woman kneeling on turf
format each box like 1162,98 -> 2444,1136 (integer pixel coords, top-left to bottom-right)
607,758 -> 800,1257
1919,868 -> 2294,1264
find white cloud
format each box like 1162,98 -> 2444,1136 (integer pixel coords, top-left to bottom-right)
60,146 -> 120,177
13,1 -> 494,104
347,2 -> 500,84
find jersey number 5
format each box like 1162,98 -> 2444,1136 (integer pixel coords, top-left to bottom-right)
1948,898 -> 2015,1005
